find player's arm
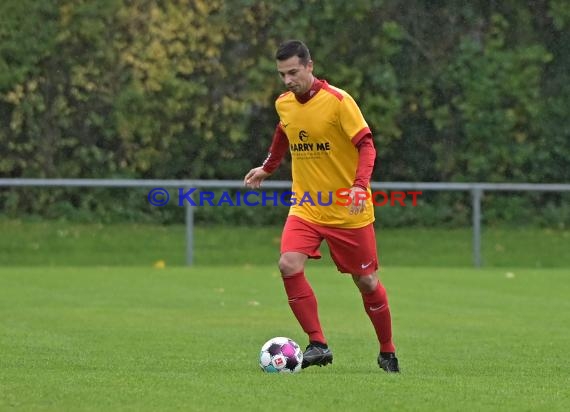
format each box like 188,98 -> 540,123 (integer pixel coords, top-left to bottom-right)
261,123 -> 288,174
347,133 -> 376,214
352,134 -> 376,190
244,123 -> 288,189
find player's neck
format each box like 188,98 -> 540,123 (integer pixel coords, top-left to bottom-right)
295,77 -> 322,104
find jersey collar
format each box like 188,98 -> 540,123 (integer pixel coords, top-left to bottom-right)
295,78 -> 324,104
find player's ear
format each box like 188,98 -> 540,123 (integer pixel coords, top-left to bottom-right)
306,60 -> 314,72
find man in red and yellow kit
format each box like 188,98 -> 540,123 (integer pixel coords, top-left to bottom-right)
244,40 -> 399,372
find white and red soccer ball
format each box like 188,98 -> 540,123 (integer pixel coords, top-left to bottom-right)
259,337 -> 303,373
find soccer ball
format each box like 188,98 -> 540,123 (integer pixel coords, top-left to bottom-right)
259,337 -> 303,373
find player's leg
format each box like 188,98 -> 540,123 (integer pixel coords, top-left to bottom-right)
351,273 -> 399,372
280,251 -> 324,344
325,224 -> 399,372
279,216 -> 332,368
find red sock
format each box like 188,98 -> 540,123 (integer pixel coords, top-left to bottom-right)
282,272 -> 326,345
361,281 -> 396,353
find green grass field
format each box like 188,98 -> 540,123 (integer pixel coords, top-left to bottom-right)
1,219 -> 569,267
1,266 -> 569,411
1,220 -> 569,411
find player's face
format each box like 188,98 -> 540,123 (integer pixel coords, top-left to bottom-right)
277,56 -> 314,96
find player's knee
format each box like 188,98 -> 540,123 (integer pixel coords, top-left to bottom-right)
278,254 -> 304,277
353,274 -> 379,294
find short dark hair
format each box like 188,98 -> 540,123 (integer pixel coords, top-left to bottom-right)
275,40 -> 311,65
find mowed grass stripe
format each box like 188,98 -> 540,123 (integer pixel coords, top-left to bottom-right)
1,220 -> 569,267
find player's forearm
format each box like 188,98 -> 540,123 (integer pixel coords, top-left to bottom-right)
262,123 -> 288,174
352,135 -> 376,189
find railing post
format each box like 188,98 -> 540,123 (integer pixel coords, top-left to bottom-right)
472,188 -> 483,268
185,188 -> 194,266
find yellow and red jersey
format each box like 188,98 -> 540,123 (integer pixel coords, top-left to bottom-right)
267,79 -> 375,228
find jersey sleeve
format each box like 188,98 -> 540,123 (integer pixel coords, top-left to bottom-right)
261,123 -> 288,174
352,134 -> 376,189
339,93 -> 371,143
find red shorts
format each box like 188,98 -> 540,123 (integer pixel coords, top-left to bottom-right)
280,215 -> 379,275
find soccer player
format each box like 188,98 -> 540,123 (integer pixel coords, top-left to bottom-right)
244,40 -> 399,373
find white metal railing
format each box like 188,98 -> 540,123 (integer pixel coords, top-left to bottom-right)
1,179 -> 569,267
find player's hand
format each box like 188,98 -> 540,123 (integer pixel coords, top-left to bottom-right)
347,186 -> 368,215
244,167 -> 271,189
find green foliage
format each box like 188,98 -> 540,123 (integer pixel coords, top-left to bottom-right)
0,1 -> 58,90
0,0 -> 568,226
433,14 -> 551,182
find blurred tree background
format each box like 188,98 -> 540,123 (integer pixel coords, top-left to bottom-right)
0,0 -> 568,226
